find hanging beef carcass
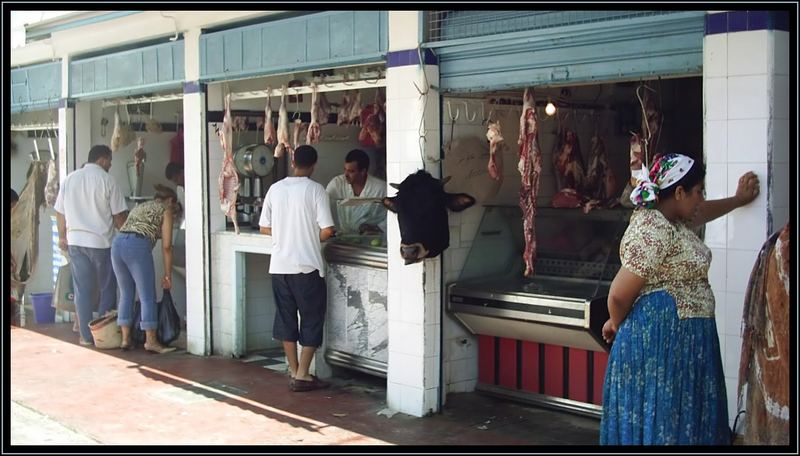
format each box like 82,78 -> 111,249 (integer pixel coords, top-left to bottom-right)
274,88 -> 292,159
110,106 -> 135,152
348,90 -> 363,126
307,84 -> 321,145
317,91 -> 332,126
486,120 -> 505,182
552,125 -> 585,192
218,93 -> 240,234
264,89 -> 277,146
133,137 -> 146,177
358,89 -> 386,147
584,134 -> 619,205
337,92 -> 352,125
11,161 -> 48,288
517,88 -> 542,278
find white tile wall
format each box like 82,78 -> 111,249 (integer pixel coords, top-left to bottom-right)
727,31 -> 769,76
723,334 -> 742,378
704,120 -> 727,164
424,294 -> 441,328
723,291 -> 747,336
726,377 -> 741,427
771,207 -> 788,233
388,11 -> 420,51
726,119 -> 768,163
424,387 -> 440,414
713,290 -> 726,335
400,384 -> 424,416
703,33 -> 727,78
772,31 -> 789,76
728,162 -> 769,207
727,207 -> 768,251
727,75 -> 769,120
388,351 -> 424,387
772,75 -> 789,119
725,251 -> 757,294
704,163 -> 728,201
704,77 -> 728,121
390,321 -> 424,357
704,218 -> 727,250
771,118 -> 789,165
708,247 -> 727,292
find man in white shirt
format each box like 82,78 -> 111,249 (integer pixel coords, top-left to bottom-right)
259,145 -> 336,392
55,145 -> 128,345
325,149 -> 387,234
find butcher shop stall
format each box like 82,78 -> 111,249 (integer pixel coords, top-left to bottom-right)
204,11 -> 391,380
427,10 -> 706,416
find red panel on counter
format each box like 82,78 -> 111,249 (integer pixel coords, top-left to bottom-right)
478,335 -> 495,384
520,341 -> 540,393
498,338 -> 518,389
543,344 -> 564,397
568,348 -> 588,403
593,350 -> 609,405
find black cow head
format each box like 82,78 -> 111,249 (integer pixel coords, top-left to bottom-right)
382,170 -> 476,265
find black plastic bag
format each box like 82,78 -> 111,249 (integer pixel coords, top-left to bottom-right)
130,300 -> 146,345
156,289 -> 181,345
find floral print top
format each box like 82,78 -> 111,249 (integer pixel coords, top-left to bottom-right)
620,208 -> 715,319
119,200 -> 167,247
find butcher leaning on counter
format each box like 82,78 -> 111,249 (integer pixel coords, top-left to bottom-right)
325,149 -> 387,235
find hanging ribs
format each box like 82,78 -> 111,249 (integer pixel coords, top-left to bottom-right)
218,93 -> 240,234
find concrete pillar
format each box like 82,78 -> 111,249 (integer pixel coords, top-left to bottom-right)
385,11 -> 443,417
702,10 -> 790,429
182,28 -> 212,355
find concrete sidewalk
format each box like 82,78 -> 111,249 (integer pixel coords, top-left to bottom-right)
8,321 -> 600,446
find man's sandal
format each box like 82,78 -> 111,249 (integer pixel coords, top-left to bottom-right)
144,343 -> 176,354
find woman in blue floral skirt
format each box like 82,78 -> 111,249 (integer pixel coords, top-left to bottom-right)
600,153 -> 760,445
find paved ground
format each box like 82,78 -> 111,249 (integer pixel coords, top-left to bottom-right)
9,318 -> 601,447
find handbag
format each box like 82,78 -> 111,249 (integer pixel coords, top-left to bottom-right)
53,264 -> 76,313
156,289 -> 181,345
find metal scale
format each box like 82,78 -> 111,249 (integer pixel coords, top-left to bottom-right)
232,143 -> 274,229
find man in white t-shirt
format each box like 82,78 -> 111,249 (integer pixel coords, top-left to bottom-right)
55,145 -> 128,345
259,145 -> 336,392
325,149 -> 387,234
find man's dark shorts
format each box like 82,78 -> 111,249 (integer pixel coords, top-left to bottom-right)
271,270 -> 327,347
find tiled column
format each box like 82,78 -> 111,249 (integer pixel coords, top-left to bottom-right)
702,10 -> 790,430
182,28 -> 213,355
385,10 -> 443,417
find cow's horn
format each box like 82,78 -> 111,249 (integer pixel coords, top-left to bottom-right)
389,183 -> 400,190
441,176 -> 452,185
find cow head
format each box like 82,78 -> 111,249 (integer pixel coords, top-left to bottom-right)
382,170 -> 475,265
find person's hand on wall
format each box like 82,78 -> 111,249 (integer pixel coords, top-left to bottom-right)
734,171 -> 760,207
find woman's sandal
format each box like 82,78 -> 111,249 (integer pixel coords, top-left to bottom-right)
143,343 -> 176,354
120,340 -> 132,351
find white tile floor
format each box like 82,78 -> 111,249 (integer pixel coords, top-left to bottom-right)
241,348 -> 288,374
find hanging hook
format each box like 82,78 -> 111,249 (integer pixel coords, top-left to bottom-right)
462,101 -> 477,122
446,100 -> 459,122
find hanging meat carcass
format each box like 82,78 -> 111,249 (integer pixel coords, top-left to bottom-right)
348,90 -> 363,126
358,89 -> 386,147
517,88 -> 542,278
317,91 -> 332,126
639,86 -> 662,161
264,89 -> 277,146
44,158 -> 59,208
11,161 -> 48,288
618,133 -> 645,208
307,83 -> 321,145
133,137 -> 146,177
552,125 -> 585,192
486,120 -> 505,182
110,106 -> 135,152
584,134 -> 618,205
337,92 -> 352,125
274,88 -> 292,159
218,93 -> 240,234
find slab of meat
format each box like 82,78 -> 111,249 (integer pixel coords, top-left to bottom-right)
337,92 -> 351,125
307,84 -> 321,145
44,159 -> 59,208
218,93 -> 240,234
517,88 -> 542,278
274,88 -> 291,158
585,134 -> 618,203
264,90 -> 277,145
134,137 -> 146,177
486,120 -> 504,182
618,133 -> 644,208
110,107 -> 135,152
317,92 -> 332,125
553,126 -> 585,192
358,90 -> 385,147
348,91 -> 363,126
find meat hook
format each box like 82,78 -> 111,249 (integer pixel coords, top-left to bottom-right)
446,100 -> 459,122
462,101 -> 477,122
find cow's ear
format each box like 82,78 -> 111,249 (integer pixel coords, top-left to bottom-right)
445,193 -> 476,212
389,183 -> 400,190
382,196 -> 398,213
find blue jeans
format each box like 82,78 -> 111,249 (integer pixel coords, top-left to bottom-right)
68,246 -> 117,343
111,233 -> 158,331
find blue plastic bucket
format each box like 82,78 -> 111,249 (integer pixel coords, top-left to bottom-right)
30,292 -> 55,324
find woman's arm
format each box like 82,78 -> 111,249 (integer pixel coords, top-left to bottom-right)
161,209 -> 174,289
690,171 -> 760,227
603,267 -> 647,343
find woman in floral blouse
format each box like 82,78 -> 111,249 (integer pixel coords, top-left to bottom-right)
600,153 -> 759,445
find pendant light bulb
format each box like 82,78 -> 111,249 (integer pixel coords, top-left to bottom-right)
545,100 -> 557,116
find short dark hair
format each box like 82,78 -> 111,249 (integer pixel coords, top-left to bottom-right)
165,162 -> 184,180
659,157 -> 706,201
345,149 -> 369,171
87,145 -> 112,163
294,145 -> 318,168
10,188 -> 19,204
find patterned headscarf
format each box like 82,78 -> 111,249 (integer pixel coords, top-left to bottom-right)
629,153 -> 695,208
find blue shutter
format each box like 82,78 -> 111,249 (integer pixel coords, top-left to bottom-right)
199,11 -> 388,82
427,11 -> 705,92
69,40 -> 185,100
10,61 -> 62,113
